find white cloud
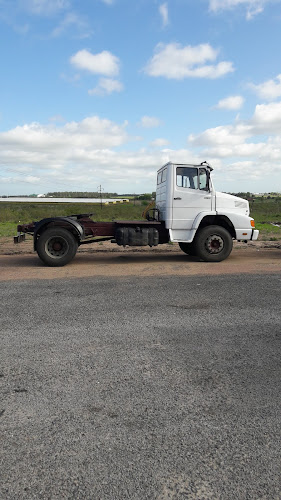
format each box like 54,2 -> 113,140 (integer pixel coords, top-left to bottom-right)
159,3 -> 169,27
215,95 -> 244,110
49,114 -> 65,123
26,175 -> 41,183
251,101 -> 281,133
0,116 -> 129,152
150,138 -> 170,147
249,74 -> 281,100
88,78 -> 124,96
208,0 -> 274,19
1,111 -> 280,194
144,42 -> 234,79
189,124 -> 248,148
245,5 -> 264,18
188,100 -> 281,168
20,0 -> 69,16
0,116 -> 198,192
51,12 -> 92,38
139,116 -> 162,128
70,49 -> 120,76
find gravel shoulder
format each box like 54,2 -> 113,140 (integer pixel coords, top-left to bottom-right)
0,236 -> 280,281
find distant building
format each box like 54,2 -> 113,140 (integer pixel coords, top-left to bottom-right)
37,194 -> 46,198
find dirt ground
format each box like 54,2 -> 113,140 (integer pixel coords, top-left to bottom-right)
0,236 -> 280,281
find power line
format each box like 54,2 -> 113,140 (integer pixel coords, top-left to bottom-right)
97,184 -> 104,209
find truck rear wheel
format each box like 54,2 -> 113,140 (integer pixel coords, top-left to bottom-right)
194,225 -> 233,262
178,242 -> 197,256
36,227 -> 78,267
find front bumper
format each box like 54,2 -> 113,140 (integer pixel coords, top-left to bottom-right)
236,229 -> 259,241
251,229 -> 259,241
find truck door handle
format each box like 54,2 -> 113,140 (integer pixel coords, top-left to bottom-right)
204,197 -> 211,199
174,197 -> 182,200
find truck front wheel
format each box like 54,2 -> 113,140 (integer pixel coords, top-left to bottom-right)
194,225 -> 233,262
36,227 -> 78,267
178,242 -> 197,256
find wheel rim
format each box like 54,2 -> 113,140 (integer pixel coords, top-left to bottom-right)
45,236 -> 69,259
205,234 -> 224,254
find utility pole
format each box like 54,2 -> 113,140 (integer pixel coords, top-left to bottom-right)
97,184 -> 104,209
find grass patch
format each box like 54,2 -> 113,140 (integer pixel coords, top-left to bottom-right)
250,198 -> 281,224
0,222 -> 17,237
0,198 -> 280,240
251,199 -> 281,240
255,222 -> 281,240
0,202 -> 145,237
0,201 -> 145,224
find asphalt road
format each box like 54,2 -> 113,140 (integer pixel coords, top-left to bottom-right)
1,274 -> 280,499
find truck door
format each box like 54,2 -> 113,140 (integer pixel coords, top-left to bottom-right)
171,166 -> 212,230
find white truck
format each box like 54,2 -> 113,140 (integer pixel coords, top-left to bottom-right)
155,161 -> 258,261
15,161 -> 259,266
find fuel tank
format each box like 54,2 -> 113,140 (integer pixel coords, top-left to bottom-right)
115,227 -> 159,247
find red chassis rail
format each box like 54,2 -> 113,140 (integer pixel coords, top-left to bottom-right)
15,214 -> 169,246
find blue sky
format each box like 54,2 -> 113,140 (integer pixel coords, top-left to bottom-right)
1,0 -> 281,195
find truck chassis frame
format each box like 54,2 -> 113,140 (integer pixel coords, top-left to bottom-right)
15,213 -> 170,266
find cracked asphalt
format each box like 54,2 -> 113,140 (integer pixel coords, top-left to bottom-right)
0,273 -> 280,499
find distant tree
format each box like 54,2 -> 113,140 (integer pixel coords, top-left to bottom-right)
229,191 -> 254,200
138,193 -> 153,200
45,191 -> 119,199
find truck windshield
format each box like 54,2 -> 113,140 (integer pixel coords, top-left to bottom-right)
176,167 -> 198,189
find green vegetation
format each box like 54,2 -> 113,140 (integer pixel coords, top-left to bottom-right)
0,201 -> 145,237
0,197 -> 280,239
0,222 -> 17,237
250,197 -> 281,223
255,223 -> 281,241
248,196 -> 281,239
43,191 -> 154,200
45,191 -> 119,198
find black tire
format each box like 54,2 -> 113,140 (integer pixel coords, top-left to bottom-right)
36,227 -> 78,267
178,242 -> 197,256
194,225 -> 233,262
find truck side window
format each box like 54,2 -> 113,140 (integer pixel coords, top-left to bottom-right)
176,167 -> 198,189
157,172 -> 162,185
199,168 -> 209,191
162,168 -> 167,182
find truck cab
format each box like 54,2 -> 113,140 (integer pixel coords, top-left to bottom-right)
156,161 -> 259,260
